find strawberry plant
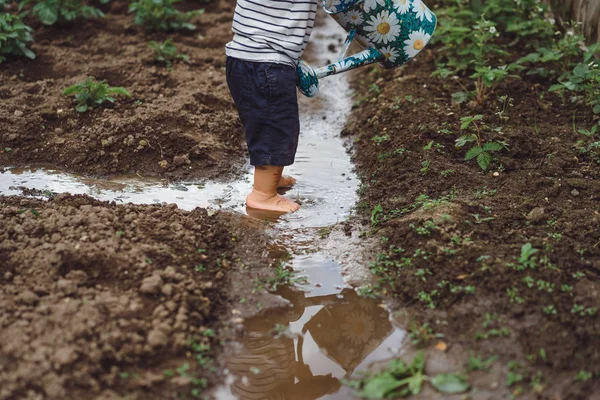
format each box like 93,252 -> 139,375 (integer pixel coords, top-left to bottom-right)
456,115 -> 508,170
129,0 -> 204,32
0,13 -> 35,63
149,38 -> 189,68
19,0 -> 104,25
63,77 -> 131,112
548,43 -> 600,114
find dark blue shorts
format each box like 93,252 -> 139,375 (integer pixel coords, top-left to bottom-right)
226,56 -> 299,166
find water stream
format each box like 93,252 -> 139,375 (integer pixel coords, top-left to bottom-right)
0,16 -> 406,399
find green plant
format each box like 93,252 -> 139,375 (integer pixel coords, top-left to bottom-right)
574,370 -> 593,382
19,0 -> 104,25
129,0 -> 204,31
63,77 -> 131,112
467,354 -> 498,371
518,243 -> 538,269
371,134 -> 390,145
456,115 -> 508,170
408,320 -> 441,347
149,38 -> 189,68
264,262 -> 305,291
549,43 -> 600,114
371,204 -> 383,227
0,13 -> 35,63
351,352 -> 469,398
575,122 -> 600,163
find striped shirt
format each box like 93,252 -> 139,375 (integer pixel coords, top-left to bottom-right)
225,0 -> 318,67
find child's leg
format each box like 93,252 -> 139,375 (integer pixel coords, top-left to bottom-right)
247,166 -> 300,212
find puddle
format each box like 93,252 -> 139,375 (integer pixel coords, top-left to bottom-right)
213,16 -> 406,400
0,14 -> 406,399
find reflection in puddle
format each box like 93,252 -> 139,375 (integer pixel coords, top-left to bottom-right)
218,289 -> 405,400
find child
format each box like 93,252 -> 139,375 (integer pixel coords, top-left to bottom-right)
225,0 -> 318,213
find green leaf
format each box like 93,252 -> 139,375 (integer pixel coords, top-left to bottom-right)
465,146 -> 483,160
455,135 -> 476,148
410,351 -> 425,373
63,85 -> 81,95
482,142 -> 503,152
430,373 -> 469,394
407,372 -> 425,395
451,91 -> 468,104
36,4 -> 59,25
76,104 -> 88,112
548,83 -> 564,92
360,373 -> 404,399
107,87 -> 131,97
477,151 -> 492,170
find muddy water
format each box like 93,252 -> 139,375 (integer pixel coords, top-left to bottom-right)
0,16 -> 406,399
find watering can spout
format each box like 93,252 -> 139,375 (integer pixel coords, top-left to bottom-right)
297,0 -> 437,97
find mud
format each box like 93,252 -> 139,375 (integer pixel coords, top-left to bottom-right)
0,0 -> 245,180
345,36 -> 600,397
0,194 -> 280,400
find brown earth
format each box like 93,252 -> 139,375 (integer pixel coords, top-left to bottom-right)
344,43 -> 600,397
0,0 -> 245,180
0,194 -> 281,400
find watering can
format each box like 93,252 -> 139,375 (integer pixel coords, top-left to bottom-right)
297,0 -> 437,97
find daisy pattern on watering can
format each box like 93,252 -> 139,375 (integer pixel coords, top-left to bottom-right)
296,0 -> 436,97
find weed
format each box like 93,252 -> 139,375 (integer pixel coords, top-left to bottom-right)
510,243 -> 538,270
417,290 -> 438,309
350,352 -> 469,397
371,204 -> 383,227
574,370 -> 593,382
542,305 -> 557,315
356,284 -> 378,299
129,0 -> 204,31
149,39 -> 189,68
371,134 -> 390,145
409,220 -> 437,236
507,286 -> 524,304
467,354 -> 498,371
63,77 -> 131,112
265,262 -> 305,291
0,13 -> 35,62
408,320 -> 441,347
19,0 -> 104,25
571,304 -> 597,317
474,187 -> 498,200
575,122 -> 600,163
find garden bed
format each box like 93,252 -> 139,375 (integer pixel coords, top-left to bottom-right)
0,0 -> 245,180
344,23 -> 600,399
0,194 -> 278,400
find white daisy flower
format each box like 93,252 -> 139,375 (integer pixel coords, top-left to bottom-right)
394,0 -> 411,14
364,10 -> 401,45
344,10 -> 364,25
363,0 -> 385,13
379,45 -> 400,63
412,0 -> 433,22
403,28 -> 431,58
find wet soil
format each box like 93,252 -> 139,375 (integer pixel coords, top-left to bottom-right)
0,0 -> 245,180
344,41 -> 600,397
0,193 -> 281,400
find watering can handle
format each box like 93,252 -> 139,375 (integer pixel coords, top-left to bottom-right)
314,28 -> 385,79
296,29 -> 385,97
337,29 -> 356,62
